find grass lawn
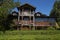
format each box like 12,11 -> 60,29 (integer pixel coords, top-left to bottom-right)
0,30 -> 60,40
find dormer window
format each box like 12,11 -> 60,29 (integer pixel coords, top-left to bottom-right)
35,12 -> 41,17
12,11 -> 18,16
36,14 -> 40,16
13,13 -> 17,16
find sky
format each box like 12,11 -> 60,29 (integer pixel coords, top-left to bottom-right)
14,0 -> 55,16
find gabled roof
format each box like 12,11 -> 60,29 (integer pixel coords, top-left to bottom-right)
12,11 -> 18,16
34,12 -> 56,18
17,3 -> 36,10
35,12 -> 47,17
34,12 -> 42,16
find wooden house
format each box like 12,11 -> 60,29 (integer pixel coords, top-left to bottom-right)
12,3 -> 56,30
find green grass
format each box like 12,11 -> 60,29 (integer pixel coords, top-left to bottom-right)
0,30 -> 60,40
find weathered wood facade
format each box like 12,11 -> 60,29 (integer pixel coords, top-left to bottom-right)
12,3 -> 56,30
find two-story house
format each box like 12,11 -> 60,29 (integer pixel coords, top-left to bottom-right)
12,3 -> 56,30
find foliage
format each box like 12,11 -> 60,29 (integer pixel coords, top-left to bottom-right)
50,1 -> 60,27
0,0 -> 20,31
47,27 -> 55,30
50,1 -> 60,17
0,30 -> 60,40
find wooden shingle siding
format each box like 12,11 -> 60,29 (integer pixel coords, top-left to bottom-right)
19,20 -> 33,24
11,3 -> 56,30
35,22 -> 50,26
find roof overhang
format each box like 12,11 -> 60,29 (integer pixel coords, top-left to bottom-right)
17,3 -> 36,11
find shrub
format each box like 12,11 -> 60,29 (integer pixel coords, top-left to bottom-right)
47,26 -> 55,30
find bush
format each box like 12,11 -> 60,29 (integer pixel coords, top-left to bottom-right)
47,26 -> 55,30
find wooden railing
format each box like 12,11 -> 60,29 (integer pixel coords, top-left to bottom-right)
19,20 -> 33,25
19,13 -> 34,16
35,22 -> 50,26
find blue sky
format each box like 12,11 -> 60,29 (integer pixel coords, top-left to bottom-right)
14,0 -> 55,16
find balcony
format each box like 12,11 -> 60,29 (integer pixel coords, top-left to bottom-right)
19,20 -> 33,25
19,14 -> 34,16
19,12 -> 34,16
35,22 -> 50,26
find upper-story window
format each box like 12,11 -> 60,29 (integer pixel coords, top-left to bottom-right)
13,13 -> 17,16
36,14 -> 40,16
35,12 -> 41,17
48,18 -> 55,22
23,8 -> 33,16
23,17 -> 29,20
35,17 -> 55,22
24,7 -> 30,11
35,18 -> 48,22
12,11 -> 18,16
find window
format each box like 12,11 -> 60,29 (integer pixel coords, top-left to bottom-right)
23,9 -> 30,16
48,18 -> 55,22
35,18 -> 48,22
13,13 -> 17,16
23,17 -> 29,20
37,14 -> 40,16
24,7 -> 30,11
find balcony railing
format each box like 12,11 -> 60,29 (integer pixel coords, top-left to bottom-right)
19,20 -> 33,25
35,22 -> 50,26
19,13 -> 34,16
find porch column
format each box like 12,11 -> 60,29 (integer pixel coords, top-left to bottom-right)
21,8 -> 24,30
30,16 -> 31,30
29,9 -> 32,30
33,10 -> 35,30
18,10 -> 20,23
17,10 -> 20,30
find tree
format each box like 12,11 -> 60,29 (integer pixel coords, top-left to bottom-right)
0,0 -> 20,31
50,0 -> 60,27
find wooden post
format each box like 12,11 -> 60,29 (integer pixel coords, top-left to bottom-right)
21,8 -> 24,30
30,9 -> 31,30
30,16 -> 31,30
33,10 -> 35,30
17,10 -> 20,30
